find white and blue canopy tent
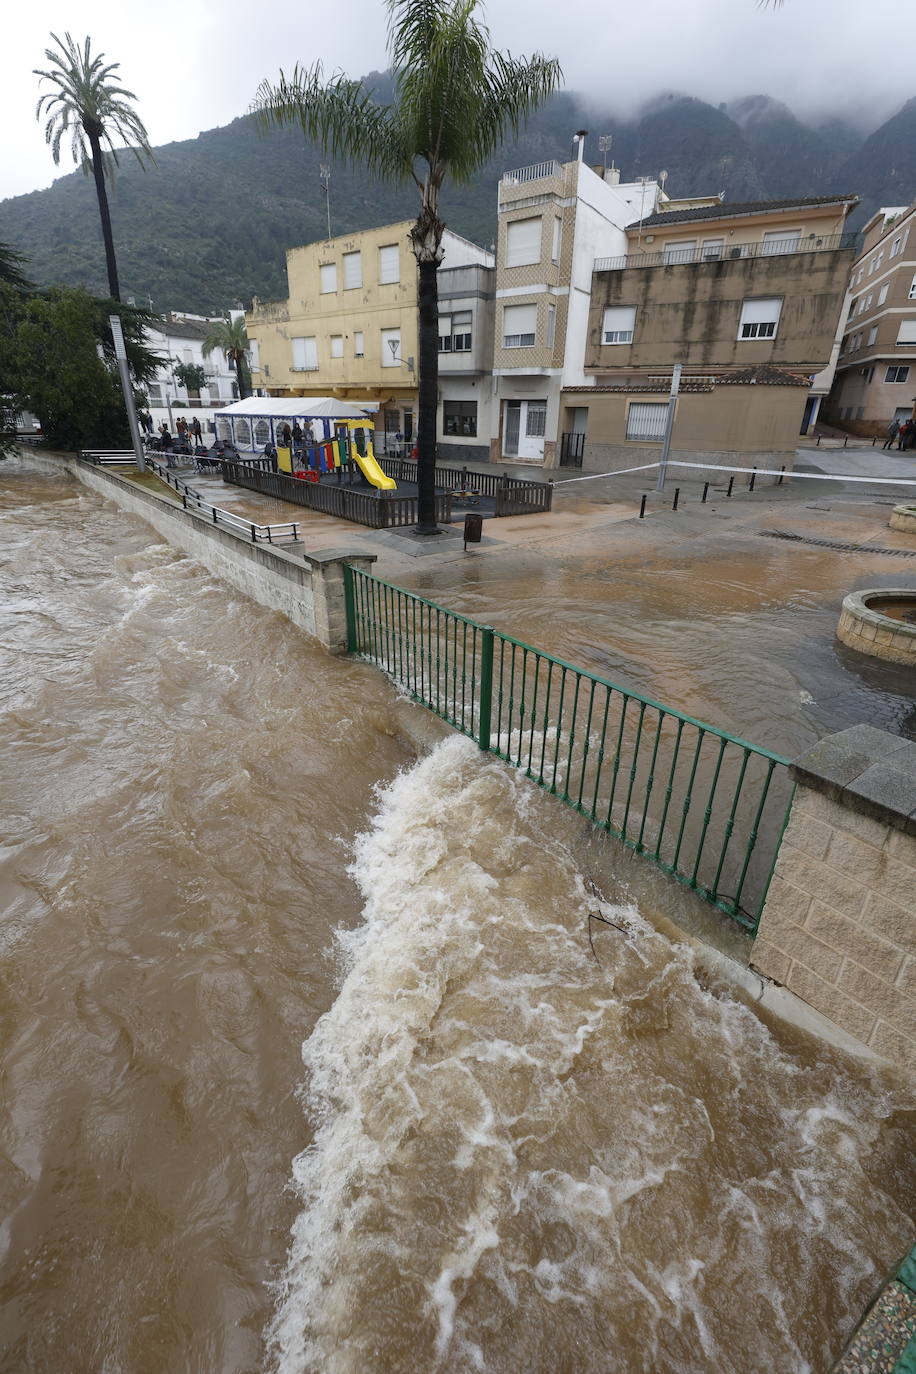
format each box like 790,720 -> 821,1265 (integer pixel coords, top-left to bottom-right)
213,397 -> 379,452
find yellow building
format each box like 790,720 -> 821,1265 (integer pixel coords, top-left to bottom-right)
246,220 -> 491,450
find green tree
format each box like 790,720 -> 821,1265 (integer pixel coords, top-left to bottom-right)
35,32 -> 154,301
172,361 -> 207,393
0,242 -> 33,292
253,0 -> 560,532
1,286 -> 162,452
202,316 -> 251,399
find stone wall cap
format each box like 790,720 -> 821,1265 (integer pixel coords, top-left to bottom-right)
792,724 -> 916,836
306,549 -> 378,568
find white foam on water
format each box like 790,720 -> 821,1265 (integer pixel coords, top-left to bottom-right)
269,735 -> 913,1374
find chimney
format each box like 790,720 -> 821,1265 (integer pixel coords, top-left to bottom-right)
604,164 -> 621,186
573,129 -> 588,162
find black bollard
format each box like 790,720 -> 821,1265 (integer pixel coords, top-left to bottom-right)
726,475 -> 734,498
702,481 -> 709,503
843,435 -> 848,447
816,435 -> 821,446
749,467 -> 757,492
672,487 -> 680,511
778,466 -> 785,485
639,494 -> 647,519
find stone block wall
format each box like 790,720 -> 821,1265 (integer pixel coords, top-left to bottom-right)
752,726 -> 916,1073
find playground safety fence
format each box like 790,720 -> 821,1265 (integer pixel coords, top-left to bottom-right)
343,565 -> 793,931
377,457 -> 553,515
220,460 -> 453,529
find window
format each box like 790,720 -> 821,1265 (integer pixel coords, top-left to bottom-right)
381,327 -> 401,365
451,311 -> 472,352
291,336 -> 318,370
891,236 -> 903,258
865,294 -> 873,311
442,400 -> 477,437
502,303 -> 537,347
627,401 -> 668,441
330,334 -> 344,358
551,216 -> 562,264
886,366 -> 910,383
525,403 -> 547,437
602,305 -> 636,345
852,332 -> 861,351
876,250 -> 885,270
897,320 -> 916,345
378,244 -> 400,284
762,229 -> 801,256
248,339 -> 260,370
701,238 -> 724,260
856,267 -> 864,283
909,276 -> 916,301
868,326 -> 878,346
663,240 -> 697,264
319,263 -> 337,294
546,303 -> 556,349
738,298 -> 782,339
354,330 -> 365,357
439,312 -> 472,352
863,367 -> 875,383
343,251 -> 362,289
849,298 -> 858,318
505,217 -> 542,267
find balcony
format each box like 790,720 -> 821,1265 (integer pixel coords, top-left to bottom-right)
501,160 -> 562,186
594,231 -> 859,273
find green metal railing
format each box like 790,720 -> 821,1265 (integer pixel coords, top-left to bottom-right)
344,566 -> 793,930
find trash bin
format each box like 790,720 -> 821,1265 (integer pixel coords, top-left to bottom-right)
463,512 -> 483,550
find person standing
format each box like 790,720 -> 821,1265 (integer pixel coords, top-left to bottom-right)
191,416 -> 202,447
897,420 -> 912,451
883,418 -> 899,449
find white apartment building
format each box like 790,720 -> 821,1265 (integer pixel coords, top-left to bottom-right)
144,312 -> 252,436
437,260 -> 496,463
490,137 -> 676,465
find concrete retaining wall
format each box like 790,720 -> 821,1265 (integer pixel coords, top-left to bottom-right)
752,725 -> 916,1074
19,450 -> 374,654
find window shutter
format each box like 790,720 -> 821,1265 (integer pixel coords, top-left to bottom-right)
506,218 -> 542,268
304,338 -> 317,368
343,252 -> 361,289
291,337 -> 307,367
503,303 -> 537,345
319,263 -> 337,293
896,320 -> 916,344
379,245 -> 400,284
602,306 -> 635,343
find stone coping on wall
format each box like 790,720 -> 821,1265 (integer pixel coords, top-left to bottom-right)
791,723 -> 916,838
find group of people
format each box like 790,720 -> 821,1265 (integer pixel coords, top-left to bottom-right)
883,417 -> 916,450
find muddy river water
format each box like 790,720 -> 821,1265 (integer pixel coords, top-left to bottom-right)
0,463 -> 913,1373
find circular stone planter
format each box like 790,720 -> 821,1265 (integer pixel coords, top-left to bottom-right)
837,589 -> 916,666
889,503 -> 916,535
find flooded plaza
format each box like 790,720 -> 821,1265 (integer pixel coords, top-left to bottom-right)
0,459 -> 914,1373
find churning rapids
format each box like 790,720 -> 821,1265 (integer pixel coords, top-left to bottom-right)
1,462 -> 914,1374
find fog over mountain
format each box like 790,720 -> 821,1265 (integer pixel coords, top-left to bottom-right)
0,82 -> 913,317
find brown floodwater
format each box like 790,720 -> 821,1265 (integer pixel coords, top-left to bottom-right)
1,463 -> 913,1374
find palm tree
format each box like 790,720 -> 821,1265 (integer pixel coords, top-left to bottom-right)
0,242 -> 33,292
253,0 -> 560,533
202,316 -> 252,401
35,32 -> 153,302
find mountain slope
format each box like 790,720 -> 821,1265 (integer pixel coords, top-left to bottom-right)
0,84 -> 911,314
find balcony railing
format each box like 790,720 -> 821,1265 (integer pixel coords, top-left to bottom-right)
595,231 -> 859,273
501,160 -> 562,186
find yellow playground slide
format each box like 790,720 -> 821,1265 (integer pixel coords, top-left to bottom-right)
347,425 -> 397,489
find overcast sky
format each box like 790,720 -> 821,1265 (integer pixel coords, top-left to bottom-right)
1,0 -> 906,202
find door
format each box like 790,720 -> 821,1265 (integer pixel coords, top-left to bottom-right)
504,401 -> 521,457
762,228 -> 801,256
503,399 -> 547,460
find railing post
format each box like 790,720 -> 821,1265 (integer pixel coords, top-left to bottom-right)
477,626 -> 495,753
343,564 -> 358,654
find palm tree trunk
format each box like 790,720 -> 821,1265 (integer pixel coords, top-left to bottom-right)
87,126 -> 120,301
236,351 -> 251,400
415,258 -> 439,533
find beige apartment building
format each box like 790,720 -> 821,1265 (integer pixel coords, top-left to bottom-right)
826,201 -> 916,431
572,195 -> 858,468
246,221 -> 491,448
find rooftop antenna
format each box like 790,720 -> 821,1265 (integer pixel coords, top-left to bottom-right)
634,176 -> 654,250
319,164 -> 331,239
657,169 -> 668,211
598,134 -> 612,172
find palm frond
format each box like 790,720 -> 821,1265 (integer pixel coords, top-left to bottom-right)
252,65 -> 411,185
34,30 -> 153,175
